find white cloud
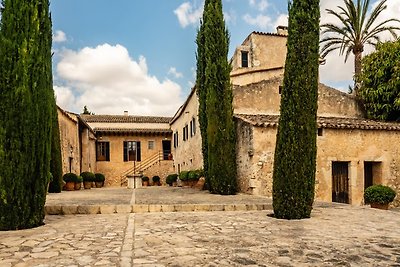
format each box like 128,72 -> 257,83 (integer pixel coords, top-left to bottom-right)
249,0 -> 269,12
174,2 -> 203,28
53,30 -> 67,43
55,44 -> 183,116
168,67 -> 183,79
272,14 -> 288,29
243,13 -> 272,30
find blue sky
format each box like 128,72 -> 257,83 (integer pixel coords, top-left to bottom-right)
35,0 -> 400,115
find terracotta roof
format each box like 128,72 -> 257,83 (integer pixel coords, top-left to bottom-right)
80,114 -> 172,124
235,114 -> 400,131
93,128 -> 172,135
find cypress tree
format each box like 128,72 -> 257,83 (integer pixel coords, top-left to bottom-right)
272,0 -> 320,219
48,104 -> 63,193
0,0 -> 55,230
195,0 -> 210,188
203,0 -> 237,195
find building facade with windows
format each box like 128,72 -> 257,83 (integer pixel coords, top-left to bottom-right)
80,113 -> 174,186
170,87 -> 202,173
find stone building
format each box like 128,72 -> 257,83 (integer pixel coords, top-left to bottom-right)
169,26 -> 400,206
80,113 -> 174,186
57,106 -> 96,176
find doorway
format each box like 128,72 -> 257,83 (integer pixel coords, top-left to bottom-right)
162,140 -> 171,160
332,161 -> 349,204
364,161 -> 382,190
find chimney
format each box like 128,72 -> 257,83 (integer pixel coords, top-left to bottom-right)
124,111 -> 128,116
276,25 -> 288,36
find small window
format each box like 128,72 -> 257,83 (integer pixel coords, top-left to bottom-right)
279,85 -> 283,94
174,131 -> 179,148
191,117 -> 196,136
96,142 -> 110,161
183,125 -> 189,141
318,128 -> 323,136
241,51 -> 249,68
148,140 -> 155,150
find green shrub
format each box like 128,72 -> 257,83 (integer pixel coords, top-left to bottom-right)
179,171 -> 189,181
364,185 -> 396,204
166,174 -> 178,185
81,172 -> 95,182
152,176 -> 160,183
76,176 -> 83,183
63,173 -> 78,183
95,173 -> 105,182
142,176 -> 149,182
188,171 -> 200,181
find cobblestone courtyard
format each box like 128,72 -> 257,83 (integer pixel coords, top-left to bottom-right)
1,187 -> 400,266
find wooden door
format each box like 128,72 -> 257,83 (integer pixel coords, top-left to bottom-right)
332,162 -> 349,204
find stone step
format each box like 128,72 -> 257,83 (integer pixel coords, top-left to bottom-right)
45,203 -> 272,215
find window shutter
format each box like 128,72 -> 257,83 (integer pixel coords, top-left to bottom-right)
123,141 -> 127,162
136,141 -> 141,162
106,142 -> 110,161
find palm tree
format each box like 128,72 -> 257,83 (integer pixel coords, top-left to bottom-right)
320,0 -> 400,95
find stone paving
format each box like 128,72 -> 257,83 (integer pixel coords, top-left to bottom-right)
1,187 -> 400,266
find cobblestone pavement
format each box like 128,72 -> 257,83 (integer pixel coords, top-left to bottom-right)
2,188 -> 400,266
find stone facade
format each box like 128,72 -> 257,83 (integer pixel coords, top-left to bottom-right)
57,107 -> 96,176
235,114 -> 400,206
170,88 -> 203,173
81,113 -> 174,187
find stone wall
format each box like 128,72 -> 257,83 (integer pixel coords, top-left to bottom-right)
236,120 -> 400,207
233,77 -> 364,119
57,109 -> 80,176
170,89 -> 203,173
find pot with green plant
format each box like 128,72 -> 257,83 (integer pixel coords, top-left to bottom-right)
81,172 -> 96,189
63,173 -> 78,191
166,174 -> 178,187
142,176 -> 150,186
179,171 -> 190,187
95,173 -> 105,188
75,175 -> 83,190
364,184 -> 396,210
152,175 -> 161,186
188,170 -> 201,187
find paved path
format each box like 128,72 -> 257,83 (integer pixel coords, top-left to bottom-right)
1,187 -> 400,266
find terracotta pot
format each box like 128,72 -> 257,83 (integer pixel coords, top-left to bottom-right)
172,182 -> 177,187
95,181 -> 103,188
370,203 -> 389,210
142,181 -> 149,187
83,181 -> 92,189
74,182 -> 82,190
65,182 -> 75,191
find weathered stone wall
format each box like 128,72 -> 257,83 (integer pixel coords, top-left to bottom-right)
57,109 -> 80,176
80,128 -> 97,173
233,77 -> 364,118
141,161 -> 175,185
170,89 -> 203,173
95,134 -> 172,187
236,121 -> 400,207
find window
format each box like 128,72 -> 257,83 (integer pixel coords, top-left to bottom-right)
148,140 -> 155,150
279,85 -> 283,94
190,117 -> 196,137
123,141 -> 141,162
241,51 -> 249,68
183,125 -> 189,141
174,131 -> 179,148
96,142 -> 110,161
317,128 -> 323,136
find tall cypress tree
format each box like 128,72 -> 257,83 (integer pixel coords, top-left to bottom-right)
0,0 -> 54,230
272,0 -> 320,219
195,0 -> 210,188
203,0 -> 237,195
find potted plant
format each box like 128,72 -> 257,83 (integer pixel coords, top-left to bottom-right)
75,175 -> 83,190
179,171 -> 190,187
81,171 -> 96,189
364,184 -> 396,210
188,170 -> 201,187
166,174 -> 178,186
142,176 -> 150,186
94,173 -> 105,188
152,175 -> 161,186
63,173 -> 78,191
